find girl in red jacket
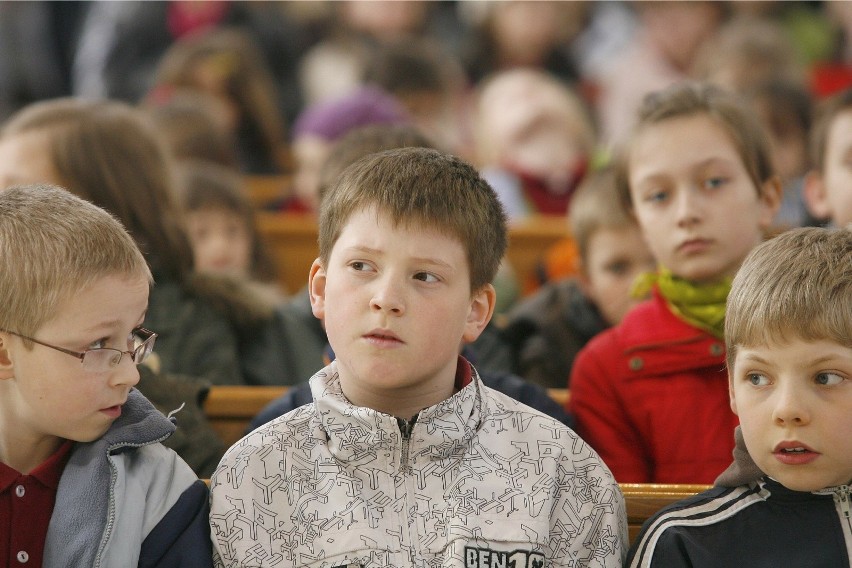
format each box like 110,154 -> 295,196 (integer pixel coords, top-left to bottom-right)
569,83 -> 781,483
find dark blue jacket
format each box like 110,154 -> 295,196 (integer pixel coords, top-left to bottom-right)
626,428 -> 852,567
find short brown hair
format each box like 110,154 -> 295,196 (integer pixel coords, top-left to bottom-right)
809,87 -> 852,172
0,184 -> 151,338
319,147 -> 507,292
318,123 -> 435,204
725,227 -> 852,369
616,82 -> 774,211
569,168 -> 637,264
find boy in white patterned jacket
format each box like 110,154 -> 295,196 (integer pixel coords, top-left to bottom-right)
209,147 -> 627,567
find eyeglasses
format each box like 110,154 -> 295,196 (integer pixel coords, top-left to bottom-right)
0,327 -> 157,373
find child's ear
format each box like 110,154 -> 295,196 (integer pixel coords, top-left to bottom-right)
461,284 -> 496,344
757,175 -> 782,229
803,170 -> 832,220
308,259 -> 327,321
0,334 -> 15,380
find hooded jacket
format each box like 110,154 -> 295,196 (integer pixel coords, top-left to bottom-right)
42,389 -> 212,568
625,427 -> 852,567
210,359 -> 627,567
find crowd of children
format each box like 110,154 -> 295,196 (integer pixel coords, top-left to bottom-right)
1,1 -> 851,565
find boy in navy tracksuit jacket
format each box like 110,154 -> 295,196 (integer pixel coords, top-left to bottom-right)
627,228 -> 852,567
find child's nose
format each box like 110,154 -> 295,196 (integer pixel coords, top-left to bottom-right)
771,383 -> 810,427
111,355 -> 141,389
370,279 -> 405,315
675,188 -> 703,226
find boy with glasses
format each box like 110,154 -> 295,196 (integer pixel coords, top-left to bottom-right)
0,185 -> 212,567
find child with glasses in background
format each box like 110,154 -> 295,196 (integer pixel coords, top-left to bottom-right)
0,185 -> 212,567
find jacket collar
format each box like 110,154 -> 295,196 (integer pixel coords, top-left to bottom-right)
616,290 -> 727,377
310,358 -> 485,470
43,388 -> 176,568
716,426 -> 850,498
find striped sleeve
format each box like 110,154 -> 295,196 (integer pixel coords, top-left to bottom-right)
626,484 -> 767,568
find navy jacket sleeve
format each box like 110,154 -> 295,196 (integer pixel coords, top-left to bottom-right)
138,479 -> 213,568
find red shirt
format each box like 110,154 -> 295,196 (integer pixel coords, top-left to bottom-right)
1,441 -> 73,567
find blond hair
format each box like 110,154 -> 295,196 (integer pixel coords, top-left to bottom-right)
0,184 -> 151,338
319,147 -> 507,292
725,227 -> 852,368
569,168 -> 637,264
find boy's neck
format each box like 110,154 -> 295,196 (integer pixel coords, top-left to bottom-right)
0,427 -> 64,475
338,357 -> 466,420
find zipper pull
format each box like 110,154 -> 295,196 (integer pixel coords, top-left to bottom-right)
397,417 -> 414,440
834,485 -> 850,519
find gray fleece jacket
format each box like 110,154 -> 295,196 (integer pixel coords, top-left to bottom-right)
42,389 -> 213,568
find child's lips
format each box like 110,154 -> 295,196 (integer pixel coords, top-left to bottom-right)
677,238 -> 712,254
100,404 -> 123,419
773,441 -> 820,465
363,329 -> 404,348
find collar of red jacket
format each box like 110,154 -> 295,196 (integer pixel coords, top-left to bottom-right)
615,290 -> 727,377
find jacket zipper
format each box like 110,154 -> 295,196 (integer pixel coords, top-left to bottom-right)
397,416 -> 416,473
397,416 -> 417,565
835,485 -> 850,520
94,435 -> 171,567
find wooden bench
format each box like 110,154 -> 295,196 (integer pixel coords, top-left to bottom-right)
621,483 -> 711,542
256,212 -> 318,294
205,385 -> 570,448
255,212 -> 572,296
244,175 -> 289,208
205,385 -> 288,448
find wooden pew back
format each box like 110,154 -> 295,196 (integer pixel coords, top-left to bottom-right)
621,483 -> 711,542
204,385 -> 287,446
244,175 -> 289,208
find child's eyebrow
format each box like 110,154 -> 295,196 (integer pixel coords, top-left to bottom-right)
346,245 -> 383,256
737,352 -> 771,365
346,246 -> 453,268
739,352 -> 843,367
82,308 -> 149,334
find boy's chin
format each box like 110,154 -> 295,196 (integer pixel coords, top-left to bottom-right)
770,470 -> 843,493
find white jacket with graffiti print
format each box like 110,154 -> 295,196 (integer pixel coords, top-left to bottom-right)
210,359 -> 627,567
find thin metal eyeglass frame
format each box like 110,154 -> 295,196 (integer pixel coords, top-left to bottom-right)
0,327 -> 157,368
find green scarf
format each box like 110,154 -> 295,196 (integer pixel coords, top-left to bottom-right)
631,267 -> 732,339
